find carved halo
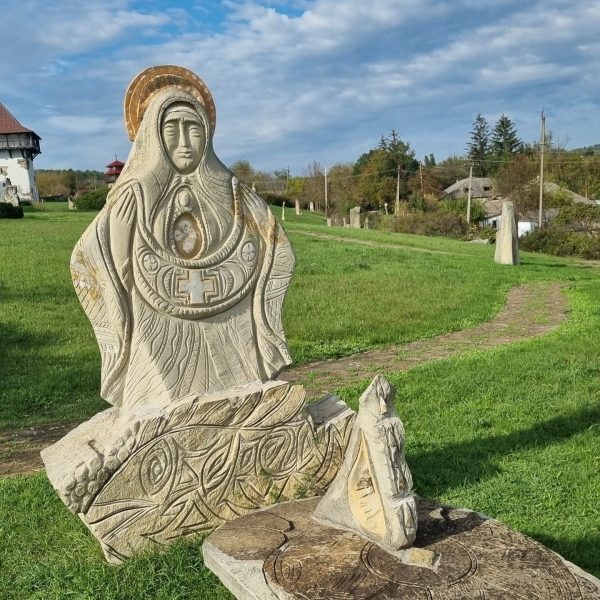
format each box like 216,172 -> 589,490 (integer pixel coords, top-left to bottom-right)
124,65 -> 217,142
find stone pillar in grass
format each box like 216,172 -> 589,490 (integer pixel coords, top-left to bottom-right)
350,206 -> 361,228
309,201 -> 315,211
295,199 -> 300,215
494,200 -> 520,265
281,201 -> 285,220
327,218 -> 332,227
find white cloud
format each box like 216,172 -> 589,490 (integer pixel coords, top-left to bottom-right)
3,0 -> 600,172
47,116 -> 112,134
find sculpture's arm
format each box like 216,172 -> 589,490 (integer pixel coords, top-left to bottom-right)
108,186 -> 137,291
70,187 -> 135,406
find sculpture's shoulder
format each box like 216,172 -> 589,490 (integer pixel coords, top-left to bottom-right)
238,181 -> 272,231
71,182 -> 138,271
238,182 -> 293,255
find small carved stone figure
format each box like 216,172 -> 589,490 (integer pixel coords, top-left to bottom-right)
314,376 -> 417,552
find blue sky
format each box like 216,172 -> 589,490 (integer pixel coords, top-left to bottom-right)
3,0 -> 600,174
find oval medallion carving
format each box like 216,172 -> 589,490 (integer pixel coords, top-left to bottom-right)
173,213 -> 202,258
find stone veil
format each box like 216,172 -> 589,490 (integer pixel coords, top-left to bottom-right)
71,83 -> 295,410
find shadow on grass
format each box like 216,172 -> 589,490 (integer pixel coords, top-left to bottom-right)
409,403 -> 600,497
519,260 -> 569,268
0,321 -> 59,354
0,322 -> 103,430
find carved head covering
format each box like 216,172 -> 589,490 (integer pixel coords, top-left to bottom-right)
109,87 -> 234,232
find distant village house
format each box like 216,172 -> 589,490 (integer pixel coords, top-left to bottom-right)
442,177 -> 599,237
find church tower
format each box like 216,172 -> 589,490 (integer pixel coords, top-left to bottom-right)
0,103 -> 41,204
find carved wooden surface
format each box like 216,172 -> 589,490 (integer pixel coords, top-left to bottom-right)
205,496 -> 600,600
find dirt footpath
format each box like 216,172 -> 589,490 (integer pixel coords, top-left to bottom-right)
0,282 -> 568,479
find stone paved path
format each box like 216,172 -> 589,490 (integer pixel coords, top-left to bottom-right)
0,282 -> 568,479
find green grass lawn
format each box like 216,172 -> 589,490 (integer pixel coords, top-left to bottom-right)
0,203 -> 597,430
0,202 -> 599,598
1,281 -> 598,599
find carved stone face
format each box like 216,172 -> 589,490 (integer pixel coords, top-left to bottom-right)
161,106 -> 205,174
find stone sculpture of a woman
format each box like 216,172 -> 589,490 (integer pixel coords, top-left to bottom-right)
42,67 -> 412,568
42,67 -> 357,563
71,66 -> 294,410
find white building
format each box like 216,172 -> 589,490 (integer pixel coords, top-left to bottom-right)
481,181 -> 596,237
0,103 -> 41,202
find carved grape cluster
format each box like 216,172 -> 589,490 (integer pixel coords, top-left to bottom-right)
61,424 -> 139,514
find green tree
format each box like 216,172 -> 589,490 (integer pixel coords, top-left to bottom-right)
432,155 -> 470,191
229,159 -> 254,182
467,114 -> 491,176
286,176 -> 304,198
423,153 -> 436,167
491,115 -> 522,164
494,154 -> 538,219
327,163 -> 357,215
353,131 -> 418,210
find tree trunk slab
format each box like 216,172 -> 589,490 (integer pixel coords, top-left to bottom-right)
203,496 -> 600,600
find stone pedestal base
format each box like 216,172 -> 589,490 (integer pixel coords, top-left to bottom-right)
203,496 -> 600,600
41,381 -> 355,564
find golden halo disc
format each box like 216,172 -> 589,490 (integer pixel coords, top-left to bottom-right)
124,65 -> 216,142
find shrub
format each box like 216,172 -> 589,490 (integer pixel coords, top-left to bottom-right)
73,188 -> 109,210
520,226 -> 600,260
442,197 -> 486,223
0,203 -> 24,219
478,226 -> 497,243
372,212 -> 468,238
258,192 -> 296,208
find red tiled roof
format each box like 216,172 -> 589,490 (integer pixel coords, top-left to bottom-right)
0,102 -> 36,135
105,169 -> 122,176
106,160 -> 125,168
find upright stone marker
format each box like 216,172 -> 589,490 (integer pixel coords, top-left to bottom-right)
295,199 -> 300,215
326,218 -> 332,227
309,201 -> 315,211
281,201 -> 285,220
350,206 -> 361,228
494,200 -> 520,265
41,66 -> 356,564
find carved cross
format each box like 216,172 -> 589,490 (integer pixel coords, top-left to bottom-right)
178,271 -> 218,305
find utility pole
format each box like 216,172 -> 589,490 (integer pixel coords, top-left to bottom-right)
539,110 -> 545,229
324,162 -> 328,218
395,164 -> 400,216
466,165 -> 473,224
419,162 -> 424,195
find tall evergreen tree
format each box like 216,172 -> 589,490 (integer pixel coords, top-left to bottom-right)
467,114 -> 491,176
491,114 -> 522,163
